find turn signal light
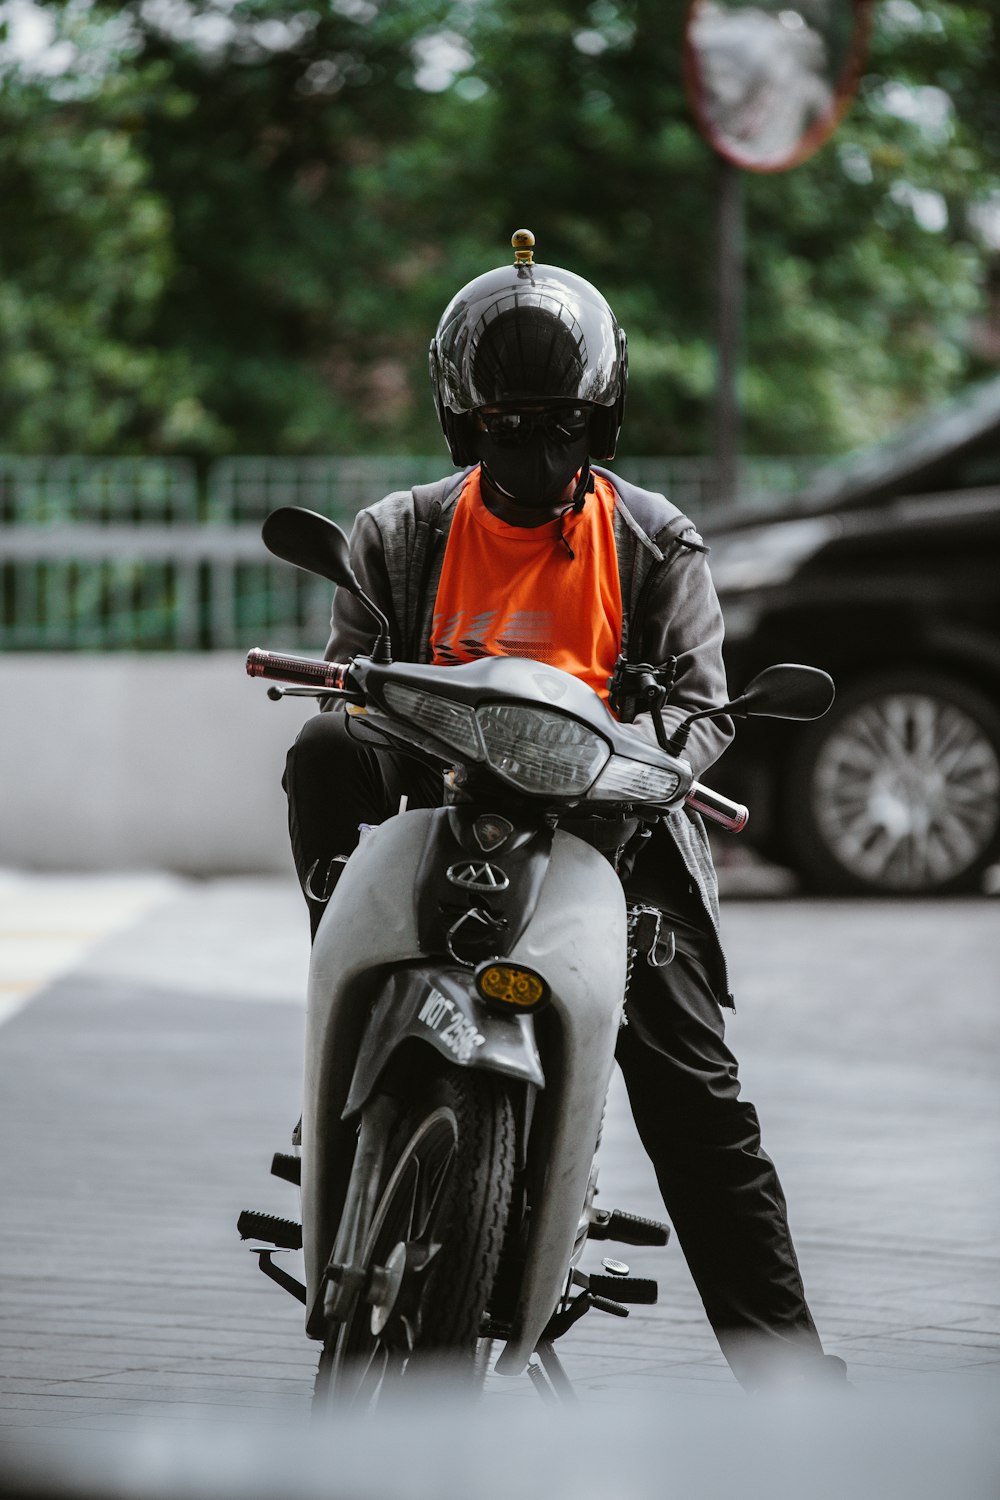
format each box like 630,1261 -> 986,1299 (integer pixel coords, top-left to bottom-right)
475,962 -> 550,1012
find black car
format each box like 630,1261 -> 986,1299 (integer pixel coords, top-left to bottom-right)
706,374 -> 1000,895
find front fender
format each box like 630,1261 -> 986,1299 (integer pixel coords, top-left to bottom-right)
343,964 -> 545,1119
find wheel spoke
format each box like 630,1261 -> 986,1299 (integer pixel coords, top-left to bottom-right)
411,1141 -> 457,1241
926,713 -> 972,771
946,776 -> 1000,806
399,1157 -> 421,1242
932,809 -> 979,867
909,696 -> 939,760
851,823 -> 906,882
354,1344 -> 392,1408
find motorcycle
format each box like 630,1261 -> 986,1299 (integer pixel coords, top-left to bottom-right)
237,505 -> 834,1406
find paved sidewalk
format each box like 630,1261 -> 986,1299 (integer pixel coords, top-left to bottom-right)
0,873 -> 997,1436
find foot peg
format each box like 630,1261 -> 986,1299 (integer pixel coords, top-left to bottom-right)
542,1288 -> 630,1340
573,1267 -> 658,1304
237,1210 -> 302,1250
588,1208 -> 670,1247
271,1152 -> 301,1187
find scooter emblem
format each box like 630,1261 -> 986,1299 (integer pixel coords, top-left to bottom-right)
446,861 -> 510,893
472,815 -> 513,853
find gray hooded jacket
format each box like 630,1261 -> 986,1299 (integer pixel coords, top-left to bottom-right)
323,466 -> 735,1003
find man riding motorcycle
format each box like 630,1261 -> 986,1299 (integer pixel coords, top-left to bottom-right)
283,230 -> 846,1391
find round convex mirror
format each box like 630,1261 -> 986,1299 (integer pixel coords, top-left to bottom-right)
683,0 -> 871,173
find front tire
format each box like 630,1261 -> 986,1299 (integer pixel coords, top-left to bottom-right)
784,672 -> 1000,895
314,1068 -> 516,1409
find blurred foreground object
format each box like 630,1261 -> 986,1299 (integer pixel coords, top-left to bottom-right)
710,373 -> 1000,894
0,1384 -> 997,1500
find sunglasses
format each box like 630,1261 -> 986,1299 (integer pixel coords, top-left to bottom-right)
476,407 -> 590,446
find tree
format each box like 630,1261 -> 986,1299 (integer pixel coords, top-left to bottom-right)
0,13 -> 221,453
1,0 -> 997,457
436,0 -> 1000,454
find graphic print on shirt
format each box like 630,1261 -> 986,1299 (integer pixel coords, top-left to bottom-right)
429,469 -> 623,702
433,607 -> 556,665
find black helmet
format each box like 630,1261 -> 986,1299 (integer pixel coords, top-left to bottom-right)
429,230 -> 628,467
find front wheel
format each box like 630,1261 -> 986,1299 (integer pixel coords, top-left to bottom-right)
784,672 -> 1000,895
314,1068 -> 516,1410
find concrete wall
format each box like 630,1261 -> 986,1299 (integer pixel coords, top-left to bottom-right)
0,656 -> 316,872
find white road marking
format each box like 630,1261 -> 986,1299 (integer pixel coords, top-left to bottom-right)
0,871 -> 178,1025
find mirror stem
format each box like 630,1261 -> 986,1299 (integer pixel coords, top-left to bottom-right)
355,594 -> 392,663
665,717 -> 695,758
665,700 -> 744,758
651,703 -> 670,754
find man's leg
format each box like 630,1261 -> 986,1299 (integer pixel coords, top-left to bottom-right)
616,869 -> 843,1390
283,711 -> 441,936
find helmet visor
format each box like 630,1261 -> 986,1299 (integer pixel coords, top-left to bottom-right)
476,405 -> 590,446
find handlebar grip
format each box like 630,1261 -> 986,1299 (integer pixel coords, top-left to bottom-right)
685,781 -> 749,833
246,648 -> 352,691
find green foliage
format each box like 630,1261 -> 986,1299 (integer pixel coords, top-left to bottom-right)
743,0 -> 1000,449
0,57 -> 222,452
0,0 -> 997,457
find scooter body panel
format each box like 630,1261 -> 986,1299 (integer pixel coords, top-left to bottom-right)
494,829 -> 626,1371
301,809 -> 431,1319
301,810 -> 627,1367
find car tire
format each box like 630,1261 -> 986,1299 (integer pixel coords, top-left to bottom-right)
784,671 -> 1000,895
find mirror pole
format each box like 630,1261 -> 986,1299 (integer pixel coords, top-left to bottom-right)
711,158 -> 744,508
666,694 -> 748,757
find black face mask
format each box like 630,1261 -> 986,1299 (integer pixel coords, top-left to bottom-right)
477,409 -> 591,509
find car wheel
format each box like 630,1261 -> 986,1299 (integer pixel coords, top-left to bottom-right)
785,672 -> 1000,895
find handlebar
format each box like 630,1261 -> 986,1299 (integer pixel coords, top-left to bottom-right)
246,648 -> 748,831
685,782 -> 748,833
246,648 -> 353,692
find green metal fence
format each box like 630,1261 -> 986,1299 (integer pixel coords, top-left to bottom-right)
0,455 -> 822,651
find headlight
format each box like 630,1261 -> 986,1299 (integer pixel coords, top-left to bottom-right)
381,684 -> 483,760
477,704 -> 609,795
589,755 -> 682,803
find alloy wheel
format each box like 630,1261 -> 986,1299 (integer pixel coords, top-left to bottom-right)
808,688 -> 1000,892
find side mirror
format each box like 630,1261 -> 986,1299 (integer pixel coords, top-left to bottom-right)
732,664 -> 835,721
261,506 -> 359,591
261,506 -> 392,662
665,662 -> 834,756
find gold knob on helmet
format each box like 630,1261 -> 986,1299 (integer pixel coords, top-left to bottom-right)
512,229 -> 535,265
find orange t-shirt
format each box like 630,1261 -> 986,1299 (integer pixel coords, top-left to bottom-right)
430,468 -> 622,704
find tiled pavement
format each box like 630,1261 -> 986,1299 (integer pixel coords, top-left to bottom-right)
0,871 -> 997,1445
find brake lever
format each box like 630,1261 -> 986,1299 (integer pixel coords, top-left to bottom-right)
266,684 -> 345,700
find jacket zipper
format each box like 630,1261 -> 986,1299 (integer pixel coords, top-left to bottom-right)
626,552 -> 665,662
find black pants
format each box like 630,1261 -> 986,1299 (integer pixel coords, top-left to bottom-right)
285,712 -> 840,1390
